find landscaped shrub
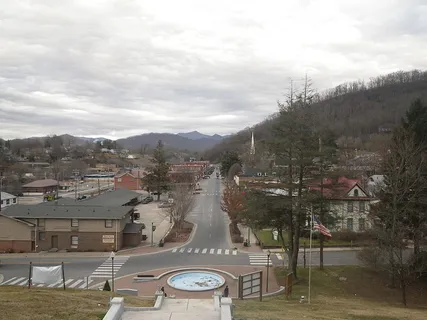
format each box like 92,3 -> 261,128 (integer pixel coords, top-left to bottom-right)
357,246 -> 385,269
103,280 -> 111,291
332,230 -> 378,242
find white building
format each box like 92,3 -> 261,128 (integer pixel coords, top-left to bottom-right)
1,192 -> 18,209
308,177 -> 374,232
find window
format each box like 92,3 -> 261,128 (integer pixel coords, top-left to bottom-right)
71,219 -> 79,227
359,201 -> 365,212
13,198 -> 17,203
38,232 -> 46,241
347,218 -> 354,231
354,189 -> 359,197
358,218 -> 366,231
347,201 -> 353,213
38,219 -> 45,227
71,236 -> 79,246
117,178 -> 122,182
6,199 -> 10,205
105,219 -> 113,228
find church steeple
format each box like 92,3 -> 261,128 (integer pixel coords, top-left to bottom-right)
250,131 -> 255,155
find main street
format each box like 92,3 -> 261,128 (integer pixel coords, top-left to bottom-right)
0,171 -> 360,289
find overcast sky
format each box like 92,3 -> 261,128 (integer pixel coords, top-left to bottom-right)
1,0 -> 426,140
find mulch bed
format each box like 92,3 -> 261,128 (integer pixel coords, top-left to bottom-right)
164,221 -> 194,242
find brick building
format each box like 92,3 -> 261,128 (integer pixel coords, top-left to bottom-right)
114,172 -> 143,190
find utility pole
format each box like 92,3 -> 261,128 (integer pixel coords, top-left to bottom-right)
319,137 -> 324,270
55,173 -> 59,203
0,168 -> 4,213
72,170 -> 79,201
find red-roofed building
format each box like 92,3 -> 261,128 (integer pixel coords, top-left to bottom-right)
307,176 -> 373,232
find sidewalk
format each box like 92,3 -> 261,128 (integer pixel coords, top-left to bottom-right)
265,247 -> 364,253
235,224 -> 263,253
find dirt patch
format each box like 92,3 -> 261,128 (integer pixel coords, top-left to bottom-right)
164,221 -> 193,243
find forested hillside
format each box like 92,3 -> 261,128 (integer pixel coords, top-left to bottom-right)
204,70 -> 427,162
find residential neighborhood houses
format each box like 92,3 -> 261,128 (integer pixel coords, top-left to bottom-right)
0,191 -> 18,209
235,164 -> 382,233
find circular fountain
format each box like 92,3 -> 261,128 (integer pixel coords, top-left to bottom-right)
167,271 -> 225,291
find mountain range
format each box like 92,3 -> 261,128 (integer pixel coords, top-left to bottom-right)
1,131 -> 228,152
115,131 -> 228,151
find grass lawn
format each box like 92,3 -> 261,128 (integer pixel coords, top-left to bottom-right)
234,266 -> 427,320
256,229 -> 351,247
0,286 -> 154,320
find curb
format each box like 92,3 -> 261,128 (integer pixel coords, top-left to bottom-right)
0,274 -> 4,285
96,264 -> 261,289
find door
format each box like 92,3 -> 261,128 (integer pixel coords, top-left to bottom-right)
51,235 -> 58,249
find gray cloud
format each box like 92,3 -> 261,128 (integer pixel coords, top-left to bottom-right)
1,0 -> 427,140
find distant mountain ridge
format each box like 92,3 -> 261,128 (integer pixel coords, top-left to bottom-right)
0,131 -> 227,152
116,131 -> 226,151
177,131 -> 224,141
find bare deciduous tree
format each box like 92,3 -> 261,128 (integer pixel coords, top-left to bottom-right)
162,184 -> 196,230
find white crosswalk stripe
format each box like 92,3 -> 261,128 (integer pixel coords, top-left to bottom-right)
0,276 -> 93,289
90,255 -> 130,278
249,254 -> 273,266
170,247 -> 239,256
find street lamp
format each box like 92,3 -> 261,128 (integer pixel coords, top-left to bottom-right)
0,175 -> 5,213
110,251 -> 115,292
266,249 -> 271,293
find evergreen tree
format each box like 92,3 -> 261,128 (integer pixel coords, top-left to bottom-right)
103,280 -> 111,291
143,140 -> 170,201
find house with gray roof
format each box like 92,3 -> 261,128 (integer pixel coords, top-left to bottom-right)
1,191 -> 18,210
0,189 -> 145,253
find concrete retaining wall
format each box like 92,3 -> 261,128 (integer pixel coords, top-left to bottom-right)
103,297 -> 124,320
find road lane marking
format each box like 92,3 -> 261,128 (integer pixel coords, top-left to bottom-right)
69,279 -> 84,288
210,249 -> 215,254
194,248 -> 200,253
232,250 -> 237,255
217,249 -> 222,254
78,279 -> 93,289
202,248 -> 207,254
187,248 -> 193,253
172,248 -> 177,253
225,249 -> 229,255
9,277 -> 26,285
179,248 -> 185,253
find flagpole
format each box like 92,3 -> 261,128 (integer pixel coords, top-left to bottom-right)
308,206 -> 313,304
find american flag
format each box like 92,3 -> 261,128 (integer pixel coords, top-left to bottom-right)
313,216 -> 332,239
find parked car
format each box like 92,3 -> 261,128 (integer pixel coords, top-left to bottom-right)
193,190 -> 201,194
141,196 -> 154,204
158,201 -> 172,208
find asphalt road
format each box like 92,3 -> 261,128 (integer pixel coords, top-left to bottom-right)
0,171 -> 360,288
